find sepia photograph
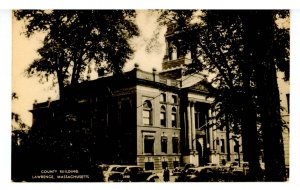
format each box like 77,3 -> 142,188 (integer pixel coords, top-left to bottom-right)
11,10 -> 290,182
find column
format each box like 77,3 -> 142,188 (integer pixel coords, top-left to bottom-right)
191,102 -> 196,151
208,109 -> 213,150
187,102 -> 192,151
208,109 -> 214,152
207,108 -> 214,164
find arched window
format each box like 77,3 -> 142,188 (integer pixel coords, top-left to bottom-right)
160,93 -> 166,102
161,136 -> 168,153
171,95 -> 177,104
171,107 -> 177,128
168,44 -> 177,60
143,100 -> 152,125
160,106 -> 166,127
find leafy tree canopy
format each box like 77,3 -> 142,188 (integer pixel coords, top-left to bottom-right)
14,10 -> 139,97
156,10 -> 289,181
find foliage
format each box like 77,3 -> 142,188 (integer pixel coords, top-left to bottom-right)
157,10 -> 289,181
14,10 -> 139,98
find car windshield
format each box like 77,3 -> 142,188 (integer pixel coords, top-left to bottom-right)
130,167 -> 143,173
116,167 -> 127,172
186,169 -> 196,174
111,167 -> 119,172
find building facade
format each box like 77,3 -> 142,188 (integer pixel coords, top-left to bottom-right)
277,72 -> 290,173
31,41 -> 244,171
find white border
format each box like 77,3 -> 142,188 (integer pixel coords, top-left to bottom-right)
0,0 -> 300,10
0,9 -> 12,186
1,6 -> 300,190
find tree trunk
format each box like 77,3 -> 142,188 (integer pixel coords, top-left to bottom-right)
53,54 -> 65,100
239,91 -> 262,181
255,60 -> 286,181
241,11 -> 286,181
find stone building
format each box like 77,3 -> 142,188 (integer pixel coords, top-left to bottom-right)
277,72 -> 290,174
31,40 -> 244,171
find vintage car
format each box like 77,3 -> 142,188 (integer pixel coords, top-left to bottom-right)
108,165 -> 154,182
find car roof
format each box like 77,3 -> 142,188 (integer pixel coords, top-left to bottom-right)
193,166 -> 217,171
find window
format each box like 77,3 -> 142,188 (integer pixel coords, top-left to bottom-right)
160,93 -> 166,102
144,135 -> 154,154
172,137 -> 179,153
234,140 -> 239,153
143,100 -> 152,125
171,107 -> 177,128
220,139 -> 225,153
173,161 -> 179,168
160,106 -> 166,127
195,106 -> 208,130
171,95 -> 177,104
161,136 -> 168,153
145,162 -> 154,170
162,161 -> 168,169
168,45 -> 177,61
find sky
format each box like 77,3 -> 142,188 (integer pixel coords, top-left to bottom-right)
11,10 -> 293,129
12,10 -> 167,127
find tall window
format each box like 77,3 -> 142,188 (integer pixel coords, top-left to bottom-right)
220,139 -> 225,153
171,95 -> 177,104
144,135 -> 154,154
143,100 -> 152,125
168,45 -> 177,60
161,136 -> 168,153
145,162 -> 154,170
234,140 -> 239,153
162,161 -> 168,169
160,106 -> 166,127
172,137 -> 179,153
195,106 -> 208,130
173,161 -> 179,168
160,93 -> 166,102
171,107 -> 177,128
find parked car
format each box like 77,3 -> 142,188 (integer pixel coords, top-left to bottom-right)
103,165 -> 121,182
205,163 -> 218,167
146,173 -> 161,182
182,163 -> 196,172
177,165 -> 235,182
109,165 -> 154,182
176,166 -> 216,182
189,166 -> 217,182
172,167 -> 184,176
108,166 -> 128,182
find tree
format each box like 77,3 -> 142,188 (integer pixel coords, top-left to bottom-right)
14,10 -> 139,98
239,11 -> 289,181
13,10 -> 139,181
157,10 -> 289,181
11,92 -> 30,181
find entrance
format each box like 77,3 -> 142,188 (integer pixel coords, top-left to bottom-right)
196,137 -> 204,166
